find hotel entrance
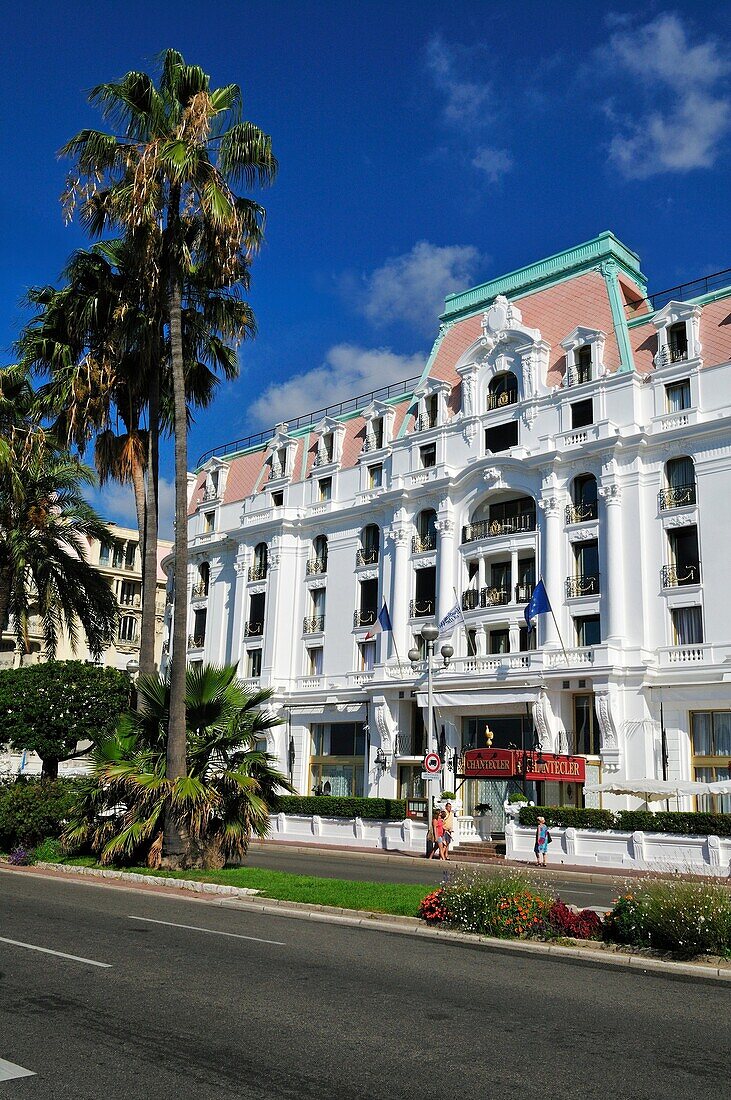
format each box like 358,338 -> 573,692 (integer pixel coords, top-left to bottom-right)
461,715 -> 535,834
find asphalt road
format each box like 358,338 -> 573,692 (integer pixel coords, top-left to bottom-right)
244,842 -> 621,909
0,871 -> 728,1099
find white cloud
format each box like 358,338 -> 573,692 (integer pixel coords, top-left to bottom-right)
89,476 -> 175,542
426,34 -> 492,128
604,14 -> 731,178
472,146 -> 513,183
350,240 -> 481,333
249,344 -> 425,427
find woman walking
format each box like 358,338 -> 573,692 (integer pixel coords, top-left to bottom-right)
534,815 -> 549,866
429,809 -> 446,860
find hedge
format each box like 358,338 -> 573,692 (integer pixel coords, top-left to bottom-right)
270,795 -> 406,821
519,804 -> 731,837
0,778 -> 82,851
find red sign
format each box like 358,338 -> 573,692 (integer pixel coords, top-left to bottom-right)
462,748 -> 586,783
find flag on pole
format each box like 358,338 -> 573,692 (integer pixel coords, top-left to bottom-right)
19,750 -> 27,774
365,602 -> 393,640
525,579 -> 551,628
439,599 -> 465,637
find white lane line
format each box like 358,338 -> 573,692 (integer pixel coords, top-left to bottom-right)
0,1057 -> 36,1081
0,935 -> 111,969
128,915 -> 285,946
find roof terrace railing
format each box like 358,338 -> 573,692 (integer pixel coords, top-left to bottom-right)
196,374 -> 422,468
624,267 -> 731,317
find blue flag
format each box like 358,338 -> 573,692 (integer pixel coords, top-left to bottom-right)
525,579 -> 551,628
365,602 -> 392,639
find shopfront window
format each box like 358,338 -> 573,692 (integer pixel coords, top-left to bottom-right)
310,722 -> 366,796
691,711 -> 731,813
398,764 -> 426,801
574,694 -> 600,756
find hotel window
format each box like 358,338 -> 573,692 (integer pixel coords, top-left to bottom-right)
574,614 -> 601,647
420,443 -> 436,469
467,628 -> 478,656
99,542 -> 111,565
192,608 -> 207,646
571,398 -> 593,430
204,511 -> 215,533
120,580 -> 138,606
357,639 -> 376,671
485,421 -> 518,454
489,629 -> 509,654
247,592 -> 265,637
318,477 -> 332,502
691,711 -> 731,813
247,648 -> 262,678
118,615 -> 137,643
668,322 -> 688,363
666,525 -> 700,586
574,694 -> 600,756
519,626 -> 536,652
575,344 -> 592,385
368,463 -> 383,489
309,722 -> 366,796
372,417 -> 384,449
671,606 -> 703,646
320,432 -> 333,463
112,541 -> 125,569
271,490 -> 284,507
307,646 -> 323,676
665,379 -> 691,412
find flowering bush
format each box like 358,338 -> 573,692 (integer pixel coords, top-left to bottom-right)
493,891 -> 549,938
436,870 -> 554,938
548,900 -> 602,940
605,879 -> 731,958
418,889 -> 448,923
7,846 -> 34,866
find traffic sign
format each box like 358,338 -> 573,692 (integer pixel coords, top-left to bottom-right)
423,751 -> 442,774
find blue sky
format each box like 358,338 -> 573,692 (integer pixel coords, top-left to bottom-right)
2,1 -> 730,534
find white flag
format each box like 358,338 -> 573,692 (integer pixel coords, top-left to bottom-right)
439,601 -> 464,636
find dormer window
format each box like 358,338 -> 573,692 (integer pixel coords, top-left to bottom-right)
668,322 -> 688,364
412,379 -> 450,433
421,394 -> 438,430
575,345 -> 592,384
560,327 -> 605,387
319,477 -> 332,502
361,401 -> 394,455
372,417 -> 383,449
652,301 -> 702,369
487,372 -> 518,410
271,447 -> 287,479
315,432 -> 334,467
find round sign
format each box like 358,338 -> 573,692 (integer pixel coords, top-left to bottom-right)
423,752 -> 441,774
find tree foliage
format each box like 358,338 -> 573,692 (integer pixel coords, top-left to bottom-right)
0,661 -> 130,778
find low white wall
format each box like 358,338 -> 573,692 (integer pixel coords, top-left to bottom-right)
505,821 -> 731,877
268,813 -> 429,852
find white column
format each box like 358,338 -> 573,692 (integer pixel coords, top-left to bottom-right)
435,515 -> 456,623
510,549 -> 519,603
262,535 -> 284,683
477,555 -> 486,591
206,554 -> 228,664
388,525 -> 410,663
230,549 -> 249,672
598,482 -> 625,644
538,494 -> 562,649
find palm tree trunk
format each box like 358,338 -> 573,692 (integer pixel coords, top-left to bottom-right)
163,276 -> 189,865
139,369 -> 160,677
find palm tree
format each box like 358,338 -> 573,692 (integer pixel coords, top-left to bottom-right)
0,374 -> 118,661
64,663 -> 292,868
62,50 -> 277,864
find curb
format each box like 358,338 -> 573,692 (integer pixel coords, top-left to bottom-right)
8,862 -> 730,986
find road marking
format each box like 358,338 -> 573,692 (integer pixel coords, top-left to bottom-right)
0,1057 -> 36,1081
0,935 -> 111,969
128,915 -> 285,945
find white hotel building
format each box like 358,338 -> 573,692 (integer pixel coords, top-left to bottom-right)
175,233 -> 731,833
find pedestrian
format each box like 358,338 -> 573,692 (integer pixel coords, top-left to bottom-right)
442,802 -> 454,860
534,815 -> 549,866
429,809 -> 446,860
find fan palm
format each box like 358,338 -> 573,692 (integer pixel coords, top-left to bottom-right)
64,663 -> 292,868
62,50 -> 276,863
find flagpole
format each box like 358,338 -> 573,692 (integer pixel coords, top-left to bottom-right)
539,575 -> 570,665
384,601 -> 404,676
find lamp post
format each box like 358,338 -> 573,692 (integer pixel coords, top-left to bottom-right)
409,623 -> 454,854
125,657 -> 140,709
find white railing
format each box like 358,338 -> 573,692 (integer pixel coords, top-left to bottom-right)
297,676 -> 323,689
347,670 -> 376,686
543,647 -> 595,668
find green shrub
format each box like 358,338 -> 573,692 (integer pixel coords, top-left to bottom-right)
617,810 -> 731,837
440,791 -> 455,800
440,869 -> 554,937
0,779 -> 81,850
518,805 -> 616,830
32,837 -> 65,863
270,795 -> 406,821
605,879 -> 731,958
508,791 -> 528,804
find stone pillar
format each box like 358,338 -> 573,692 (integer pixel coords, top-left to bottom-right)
231,548 -> 249,672
261,535 -> 283,682
598,482 -> 625,644
388,524 -> 410,662
510,548 -> 519,603
538,493 -> 562,649
435,513 -> 456,624
477,555 -> 486,590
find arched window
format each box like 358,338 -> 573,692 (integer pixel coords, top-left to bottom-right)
660,457 -> 696,510
668,322 -> 688,363
567,474 -> 598,524
357,524 -> 380,566
195,561 -> 210,597
307,535 -> 328,575
487,372 -> 518,411
413,509 -> 437,553
250,543 -> 268,581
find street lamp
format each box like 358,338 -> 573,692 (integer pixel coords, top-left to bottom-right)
125,657 -> 140,710
409,622 -> 453,853
125,657 -> 140,678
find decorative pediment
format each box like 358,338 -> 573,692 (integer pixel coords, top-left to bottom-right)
312,416 -> 346,468
652,300 -> 703,368
265,423 -> 298,479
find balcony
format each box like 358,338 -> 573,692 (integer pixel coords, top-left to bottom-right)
200,485 -> 219,502
303,615 -> 325,634
462,514 -> 536,544
187,634 -> 205,650
658,484 -> 696,511
409,599 -> 435,618
415,411 -> 437,431
191,581 -> 208,599
661,563 -> 700,588
411,534 -> 436,554
565,574 -> 600,598
353,609 -> 377,628
565,502 -> 598,524
356,547 -> 379,567
244,621 -> 264,637
486,389 -> 518,411
248,564 -> 268,582
462,586 -> 511,610
306,557 -> 327,576
515,583 -> 534,603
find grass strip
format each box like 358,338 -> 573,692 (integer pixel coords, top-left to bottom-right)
58,858 -> 427,916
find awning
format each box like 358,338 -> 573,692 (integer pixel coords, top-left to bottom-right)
416,689 -> 537,709
584,778 -> 718,801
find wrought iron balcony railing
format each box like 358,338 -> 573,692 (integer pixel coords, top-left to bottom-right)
409,599 -> 435,618
461,588 -> 480,611
187,634 -> 205,649
200,485 -> 219,502
306,557 -> 327,575
462,513 -> 536,543
565,502 -> 598,524
353,609 -> 378,628
661,563 -> 700,588
244,621 -> 264,637
565,574 -> 600,598
416,412 -> 437,431
486,389 -> 517,411
411,534 -> 436,554
362,433 -> 384,452
248,564 -> 268,581
658,484 -> 696,511
303,615 -> 326,634
515,583 -> 534,603
482,587 -> 510,607
191,581 -> 208,599
356,547 -> 379,566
